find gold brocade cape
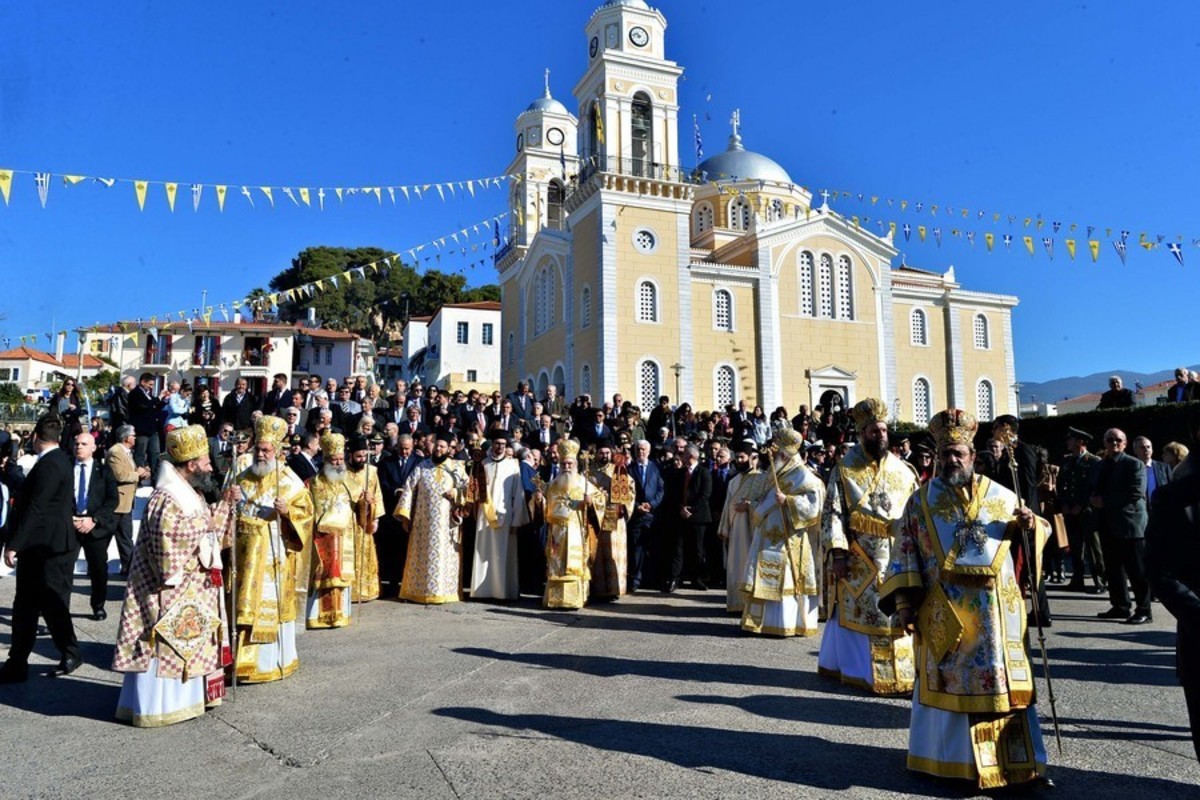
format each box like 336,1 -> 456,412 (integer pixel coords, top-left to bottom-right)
234,465 -> 314,646
343,465 -> 385,602
544,471 -> 606,609
396,458 -> 469,604
587,463 -> 634,599
881,475 -> 1049,715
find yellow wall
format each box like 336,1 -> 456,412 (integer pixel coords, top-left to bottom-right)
957,307 -> 1010,418
571,213 -> 602,390
893,300 -> 950,418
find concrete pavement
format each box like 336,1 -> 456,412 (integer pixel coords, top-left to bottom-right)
0,577 -> 1195,799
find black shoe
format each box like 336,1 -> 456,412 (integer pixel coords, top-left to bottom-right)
91,608 -> 107,621
1097,607 -> 1130,619
0,662 -> 28,684
1028,613 -> 1052,629
693,579 -> 709,591
663,580 -> 678,594
1123,613 -> 1152,625
56,656 -> 83,676
1084,586 -> 1103,595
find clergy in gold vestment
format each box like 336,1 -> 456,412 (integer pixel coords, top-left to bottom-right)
113,425 -> 236,727
233,416 -> 314,684
396,435 -> 469,604
879,409 -> 1050,790
307,434 -> 356,629
819,398 -> 920,695
717,442 -> 766,614
344,436 -> 384,602
544,438 -> 606,610
740,428 -> 824,637
587,444 -> 634,601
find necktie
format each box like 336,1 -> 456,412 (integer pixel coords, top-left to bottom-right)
76,463 -> 88,514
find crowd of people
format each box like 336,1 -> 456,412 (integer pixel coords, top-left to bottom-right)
1,370 -> 1198,792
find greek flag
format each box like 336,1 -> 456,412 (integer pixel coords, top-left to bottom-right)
693,114 -> 704,162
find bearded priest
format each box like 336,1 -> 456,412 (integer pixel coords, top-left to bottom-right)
879,409 -> 1051,790
307,434 -> 356,629
344,435 -> 384,603
739,428 -> 825,637
232,415 -> 314,683
819,398 -> 920,694
113,424 -> 239,727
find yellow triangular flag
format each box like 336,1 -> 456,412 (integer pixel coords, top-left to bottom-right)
985,232 -> 995,252
1023,235 -> 1034,256
918,225 -> 927,242
335,188 -> 344,202
993,213 -> 1001,223
342,270 -> 353,283
216,185 -> 227,212
0,170 -> 12,205
1023,217 -> 1032,228
1065,239 -> 1076,260
888,222 -> 896,238
63,175 -> 86,185
1088,240 -> 1100,262
134,180 -> 149,211
871,196 -> 878,205
900,200 -> 908,212
851,216 -> 859,228
130,331 -> 139,346
299,187 -> 311,207
260,187 -> 274,207
165,182 -> 178,212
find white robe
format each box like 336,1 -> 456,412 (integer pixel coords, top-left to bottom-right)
469,456 -> 529,600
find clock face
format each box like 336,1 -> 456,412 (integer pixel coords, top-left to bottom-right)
589,36 -> 598,58
516,133 -> 524,152
546,127 -> 565,146
629,26 -> 649,47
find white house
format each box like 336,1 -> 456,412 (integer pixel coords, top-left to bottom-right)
401,302 -> 501,393
0,341 -> 105,400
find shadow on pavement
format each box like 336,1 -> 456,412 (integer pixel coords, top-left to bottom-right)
484,605 -> 741,638
1057,716 -> 1192,743
676,691 -> 910,729
0,641 -> 120,722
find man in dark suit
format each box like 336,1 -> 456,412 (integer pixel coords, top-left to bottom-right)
287,431 -> 321,483
376,433 -> 422,596
1132,435 -> 1173,508
628,439 -> 664,592
129,372 -> 165,474
1148,413 -> 1200,761
1091,427 -> 1153,624
208,422 -> 237,485
487,399 -> 519,437
69,431 -> 119,620
508,381 -> 535,422
0,415 -> 82,682
990,414 -> 1048,625
399,404 -> 431,439
262,373 -> 291,417
106,375 -> 135,446
528,414 -> 559,455
708,443 -> 734,589
580,408 -> 614,449
221,377 -> 258,431
662,443 -> 711,592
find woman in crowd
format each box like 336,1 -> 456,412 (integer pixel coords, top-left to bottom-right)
188,384 -> 221,436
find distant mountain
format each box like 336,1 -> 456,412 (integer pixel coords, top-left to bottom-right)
1020,365 -> 1199,403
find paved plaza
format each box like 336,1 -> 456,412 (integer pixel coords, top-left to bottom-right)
0,577 -> 1195,799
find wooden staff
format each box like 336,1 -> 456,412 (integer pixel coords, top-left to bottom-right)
222,455 -> 240,697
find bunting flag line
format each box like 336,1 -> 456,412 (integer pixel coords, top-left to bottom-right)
1168,242 -> 1184,266
0,165 -> 515,213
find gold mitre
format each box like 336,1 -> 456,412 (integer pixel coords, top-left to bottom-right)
772,427 -> 805,457
851,397 -> 889,431
166,424 -> 208,463
928,409 -> 978,450
556,437 -> 581,461
255,414 -> 289,448
320,432 -> 345,459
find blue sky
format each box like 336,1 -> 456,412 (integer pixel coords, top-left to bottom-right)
0,1 -> 1197,384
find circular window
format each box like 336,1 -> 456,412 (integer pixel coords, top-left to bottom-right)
632,228 -> 658,254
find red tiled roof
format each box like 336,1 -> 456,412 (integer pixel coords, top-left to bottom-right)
87,321 -> 360,339
0,346 -> 104,370
61,353 -> 106,369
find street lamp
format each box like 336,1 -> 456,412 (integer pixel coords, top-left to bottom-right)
670,362 -> 685,438
1012,382 -> 1023,417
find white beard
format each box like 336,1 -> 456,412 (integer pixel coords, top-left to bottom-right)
322,464 -> 347,483
250,459 -> 277,479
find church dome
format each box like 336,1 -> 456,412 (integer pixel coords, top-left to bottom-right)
602,0 -> 650,8
697,132 -> 792,184
525,95 -> 569,114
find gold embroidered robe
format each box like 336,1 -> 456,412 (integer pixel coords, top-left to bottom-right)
880,475 -> 1050,788
308,473 -> 356,628
587,463 -> 634,599
344,464 -> 385,602
233,464 -> 314,682
396,459 -> 468,604
740,454 -> 824,635
820,446 -> 919,692
543,471 -> 606,609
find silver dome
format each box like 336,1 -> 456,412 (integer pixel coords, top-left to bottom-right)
697,133 -> 792,184
602,0 -> 650,8
525,96 -> 569,114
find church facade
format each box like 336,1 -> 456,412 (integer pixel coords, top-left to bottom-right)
496,0 -> 1016,424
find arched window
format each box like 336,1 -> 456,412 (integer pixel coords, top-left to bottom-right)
537,371 -> 550,398
638,360 -> 661,409
798,251 -> 814,316
579,285 -> 592,329
507,333 -> 515,366
974,313 -> 990,349
547,180 -> 564,231
910,308 -> 928,346
836,255 -> 854,320
977,379 -> 995,422
713,289 -> 733,331
817,253 -> 834,318
912,377 -> 931,425
580,363 -> 593,396
631,92 -> 654,178
728,197 -> 751,231
553,365 -> 566,396
534,263 -> 556,336
637,280 -> 658,323
766,198 -> 784,222
693,202 -> 713,233
715,364 -> 736,409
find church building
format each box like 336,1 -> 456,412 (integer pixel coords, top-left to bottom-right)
496,0 -> 1017,424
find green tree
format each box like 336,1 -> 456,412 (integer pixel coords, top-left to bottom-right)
0,382 -> 22,406
267,246 -> 499,337
82,369 -> 121,403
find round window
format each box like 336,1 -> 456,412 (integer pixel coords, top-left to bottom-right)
633,228 -> 657,254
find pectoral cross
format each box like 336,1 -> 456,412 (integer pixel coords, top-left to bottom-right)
868,488 -> 892,515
